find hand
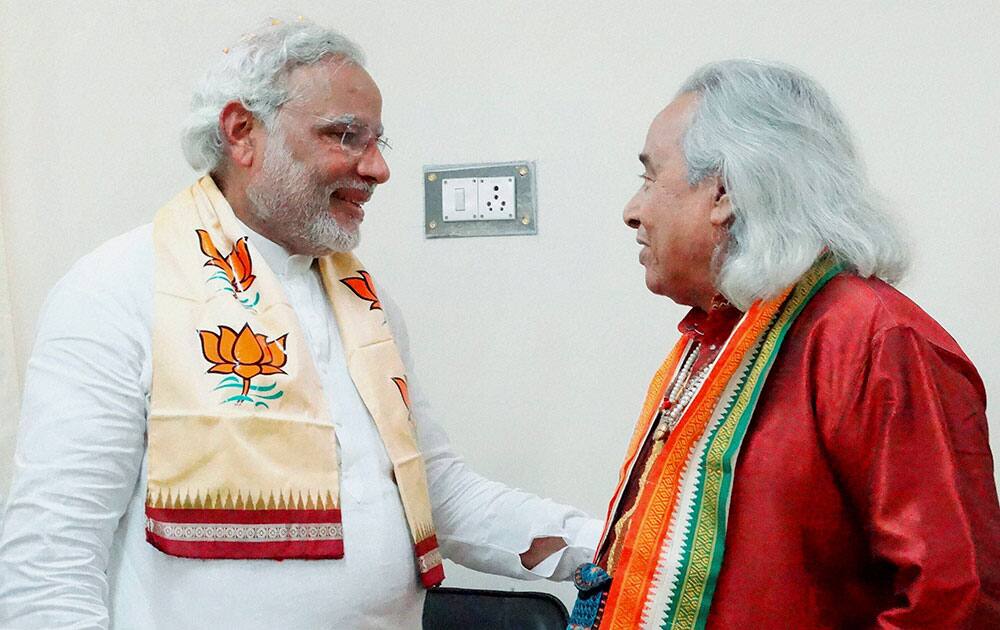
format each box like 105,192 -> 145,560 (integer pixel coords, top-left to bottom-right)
519,536 -> 568,570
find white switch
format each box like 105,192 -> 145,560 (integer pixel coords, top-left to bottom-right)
441,177 -> 478,222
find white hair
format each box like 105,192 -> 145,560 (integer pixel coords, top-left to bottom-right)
181,19 -> 365,173
678,59 -> 909,310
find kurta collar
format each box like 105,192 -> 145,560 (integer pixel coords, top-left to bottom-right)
230,214 -> 315,279
677,297 -> 743,370
677,299 -> 743,349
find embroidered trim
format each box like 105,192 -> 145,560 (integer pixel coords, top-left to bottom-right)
144,506 -> 346,559
146,517 -> 343,543
415,534 -> 445,587
417,547 -> 443,573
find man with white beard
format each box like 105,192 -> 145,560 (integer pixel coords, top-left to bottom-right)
0,20 -> 600,629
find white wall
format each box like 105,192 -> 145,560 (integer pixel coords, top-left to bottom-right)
2,0 -> 998,609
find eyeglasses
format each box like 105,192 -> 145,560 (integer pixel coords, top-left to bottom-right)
280,107 -> 391,156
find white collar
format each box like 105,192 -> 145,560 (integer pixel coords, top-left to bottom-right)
230,215 -> 315,279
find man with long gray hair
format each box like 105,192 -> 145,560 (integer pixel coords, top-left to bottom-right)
0,19 -> 600,628
568,60 -> 1000,629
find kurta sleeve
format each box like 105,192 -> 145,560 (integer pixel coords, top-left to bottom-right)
380,293 -> 602,581
825,325 -> 1000,628
0,249 -> 149,629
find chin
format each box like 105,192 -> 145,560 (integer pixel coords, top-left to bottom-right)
646,275 -> 693,307
303,216 -> 360,253
644,271 -> 669,297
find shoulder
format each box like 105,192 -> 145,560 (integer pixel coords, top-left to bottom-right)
788,272 -> 984,400
39,223 -> 153,336
795,273 -> 968,357
56,223 -> 153,296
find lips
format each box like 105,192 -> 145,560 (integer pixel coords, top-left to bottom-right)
332,187 -> 371,207
330,187 -> 371,224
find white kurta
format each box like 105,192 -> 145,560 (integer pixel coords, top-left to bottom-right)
0,221 -> 601,629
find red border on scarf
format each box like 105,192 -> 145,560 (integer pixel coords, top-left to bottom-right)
145,506 -> 344,560
416,534 -> 445,587
146,532 -> 345,559
146,506 -> 342,524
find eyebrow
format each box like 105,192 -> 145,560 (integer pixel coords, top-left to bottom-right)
314,113 -> 385,136
314,113 -> 356,126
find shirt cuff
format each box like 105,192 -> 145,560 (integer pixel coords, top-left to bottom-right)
523,516 -> 603,580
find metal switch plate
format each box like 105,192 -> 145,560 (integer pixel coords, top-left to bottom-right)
424,161 -> 537,238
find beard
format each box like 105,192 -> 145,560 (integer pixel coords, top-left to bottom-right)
245,128 -> 373,254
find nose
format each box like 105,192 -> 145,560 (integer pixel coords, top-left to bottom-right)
623,193 -> 640,229
357,143 -> 390,184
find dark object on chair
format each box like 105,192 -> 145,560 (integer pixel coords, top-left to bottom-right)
423,586 -> 570,630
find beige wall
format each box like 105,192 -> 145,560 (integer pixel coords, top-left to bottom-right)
2,0 -> 998,605
0,188 -> 16,495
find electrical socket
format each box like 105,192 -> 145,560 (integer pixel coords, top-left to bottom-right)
441,176 -> 515,222
476,176 -> 515,220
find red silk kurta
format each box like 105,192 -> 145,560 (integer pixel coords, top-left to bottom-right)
681,274 -> 1000,628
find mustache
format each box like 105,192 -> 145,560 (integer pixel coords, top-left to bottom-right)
329,178 -> 375,195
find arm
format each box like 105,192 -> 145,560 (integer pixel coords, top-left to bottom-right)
410,404 -> 601,580
417,406 -> 601,580
381,294 -> 602,581
0,248 -> 149,628
826,326 -> 1000,628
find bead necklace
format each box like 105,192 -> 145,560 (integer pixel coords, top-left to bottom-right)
653,343 -> 711,441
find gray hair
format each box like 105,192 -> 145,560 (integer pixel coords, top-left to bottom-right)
181,19 -> 365,173
678,59 -> 909,310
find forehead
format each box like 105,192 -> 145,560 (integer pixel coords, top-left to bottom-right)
643,92 -> 700,166
284,57 -> 382,121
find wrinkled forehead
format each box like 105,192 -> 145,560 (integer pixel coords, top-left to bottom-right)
283,56 -> 383,125
642,92 -> 701,166
650,92 -> 700,145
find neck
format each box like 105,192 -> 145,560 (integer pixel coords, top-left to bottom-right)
212,171 -> 255,229
691,287 -> 719,312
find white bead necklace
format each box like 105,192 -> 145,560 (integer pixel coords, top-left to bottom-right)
653,343 -> 712,441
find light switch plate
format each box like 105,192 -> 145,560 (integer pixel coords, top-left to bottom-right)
424,161 -> 537,238
441,177 -> 478,222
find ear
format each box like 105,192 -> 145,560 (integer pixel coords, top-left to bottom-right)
218,101 -> 260,169
709,177 -> 732,226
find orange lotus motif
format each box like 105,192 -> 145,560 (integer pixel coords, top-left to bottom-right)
199,323 -> 288,396
340,270 -> 382,311
392,376 -> 410,409
197,229 -> 256,293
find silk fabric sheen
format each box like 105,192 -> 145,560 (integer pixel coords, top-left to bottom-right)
612,274 -> 1000,627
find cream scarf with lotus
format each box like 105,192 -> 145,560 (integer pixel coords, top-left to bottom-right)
146,176 -> 443,587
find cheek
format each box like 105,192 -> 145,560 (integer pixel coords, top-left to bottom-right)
645,230 -> 677,283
